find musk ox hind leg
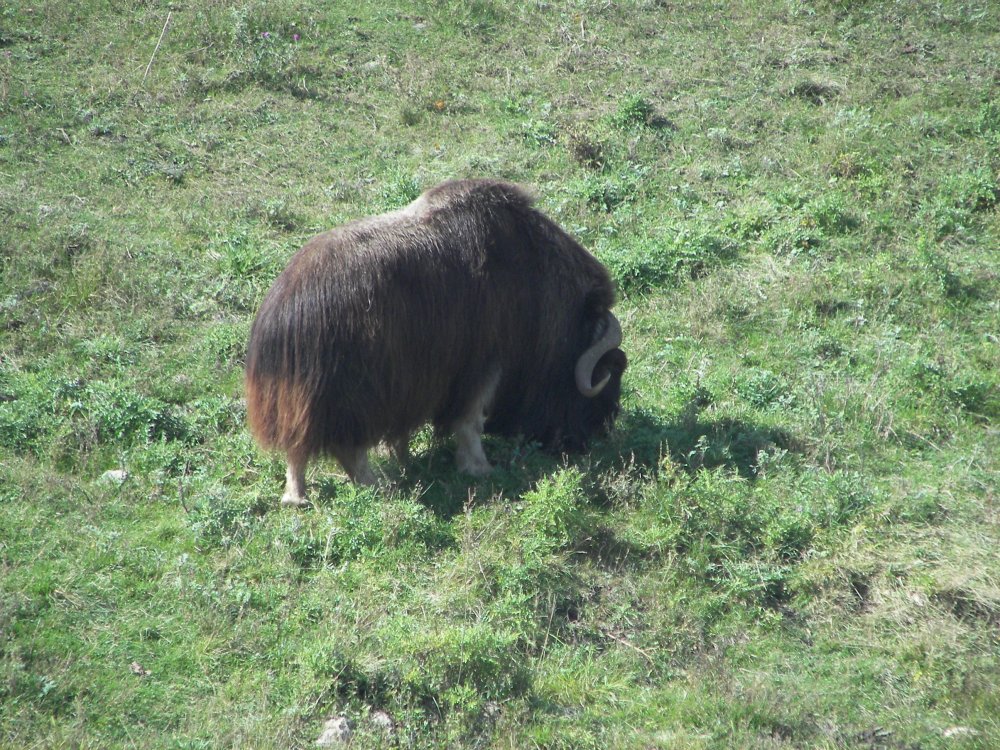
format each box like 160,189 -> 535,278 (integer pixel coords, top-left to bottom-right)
281,448 -> 309,508
280,446 -> 376,508
453,370 -> 501,478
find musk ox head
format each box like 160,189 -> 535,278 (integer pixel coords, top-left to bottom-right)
245,178 -> 627,503
485,295 -> 627,453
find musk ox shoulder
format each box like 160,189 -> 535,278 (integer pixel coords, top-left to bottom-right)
245,179 -> 626,506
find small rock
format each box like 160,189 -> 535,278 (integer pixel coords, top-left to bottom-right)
101,469 -> 129,484
909,591 -> 929,607
26,281 -> 53,297
370,710 -> 394,734
316,716 -> 352,746
943,726 -> 978,739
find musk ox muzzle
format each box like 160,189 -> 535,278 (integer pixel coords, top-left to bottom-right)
245,178 -> 627,506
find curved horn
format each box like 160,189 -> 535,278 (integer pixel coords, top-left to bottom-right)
575,312 -> 623,397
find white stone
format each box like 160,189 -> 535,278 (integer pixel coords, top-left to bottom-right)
370,710 -> 394,733
908,591 -> 929,606
316,716 -> 352,746
101,469 -> 129,484
943,727 -> 978,739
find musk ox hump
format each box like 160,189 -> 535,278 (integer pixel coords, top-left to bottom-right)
421,179 -> 536,214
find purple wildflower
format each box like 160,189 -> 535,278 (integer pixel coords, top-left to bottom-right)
261,31 -> 270,39
293,33 -> 300,41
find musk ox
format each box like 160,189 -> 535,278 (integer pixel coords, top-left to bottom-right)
245,178 -> 627,506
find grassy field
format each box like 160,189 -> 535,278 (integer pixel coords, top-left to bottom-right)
2,0 -> 998,747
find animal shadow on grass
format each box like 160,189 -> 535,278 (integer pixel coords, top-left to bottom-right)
611,404 -> 798,479
360,394 -> 797,521
306,433 -> 605,521
304,401 -> 795,574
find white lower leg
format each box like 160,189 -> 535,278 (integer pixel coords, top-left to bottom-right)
393,436 -> 410,465
280,451 -> 308,507
337,446 -> 377,486
455,421 -> 492,476
454,369 -> 500,478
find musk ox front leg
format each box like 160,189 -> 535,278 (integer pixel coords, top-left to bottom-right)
334,445 -> 377,486
453,370 -> 500,477
392,436 -> 410,465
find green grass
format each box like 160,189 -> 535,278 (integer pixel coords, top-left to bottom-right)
2,0 -> 998,747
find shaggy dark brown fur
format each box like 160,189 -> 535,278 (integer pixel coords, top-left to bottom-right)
245,179 -> 626,478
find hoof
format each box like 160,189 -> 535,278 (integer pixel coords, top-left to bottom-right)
280,492 -> 310,509
352,467 -> 378,486
458,455 -> 493,478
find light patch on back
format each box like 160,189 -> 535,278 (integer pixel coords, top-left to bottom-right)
345,193 -> 430,243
